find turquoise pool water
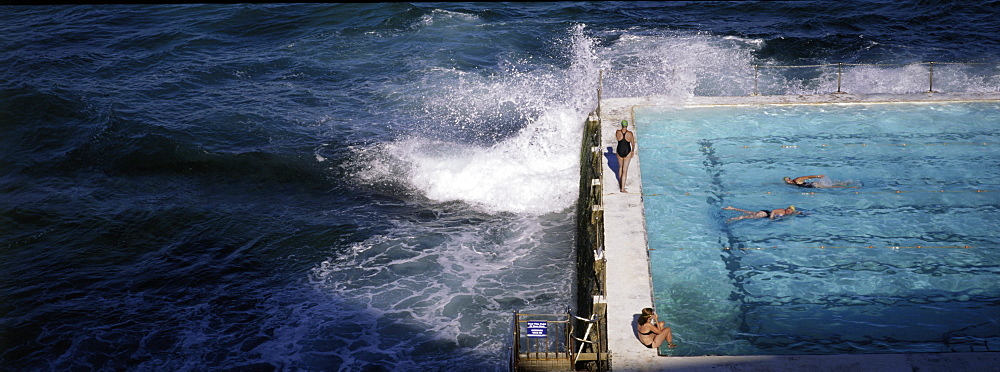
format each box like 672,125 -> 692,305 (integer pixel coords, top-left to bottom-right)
638,102 -> 1000,356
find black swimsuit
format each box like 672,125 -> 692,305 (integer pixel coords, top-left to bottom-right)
760,210 -> 771,218
616,133 -> 632,157
640,329 -> 656,347
794,182 -> 816,188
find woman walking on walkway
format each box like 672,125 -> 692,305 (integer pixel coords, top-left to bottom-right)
616,120 -> 635,193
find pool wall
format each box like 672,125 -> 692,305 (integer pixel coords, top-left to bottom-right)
588,91 -> 1000,370
573,111 -> 609,371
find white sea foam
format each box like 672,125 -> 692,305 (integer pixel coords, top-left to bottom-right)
308,210 -> 570,367
352,24 -> 598,215
385,108 -> 582,214
414,9 -> 480,29
597,32 -> 760,99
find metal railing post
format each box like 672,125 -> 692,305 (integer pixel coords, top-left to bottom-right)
511,310 -> 519,371
927,61 -> 936,93
597,69 -> 603,118
836,63 -> 843,94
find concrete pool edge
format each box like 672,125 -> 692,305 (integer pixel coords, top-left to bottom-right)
597,93 -> 1000,371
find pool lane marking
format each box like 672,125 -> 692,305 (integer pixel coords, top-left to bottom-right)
658,245 -> 978,250
640,189 -> 993,197
699,142 -> 995,149
656,142 -> 995,152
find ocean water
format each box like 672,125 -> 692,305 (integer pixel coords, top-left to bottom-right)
639,103 -> 1000,355
2,2 -> 999,370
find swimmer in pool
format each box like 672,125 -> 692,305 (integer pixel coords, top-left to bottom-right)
723,205 -> 800,222
637,307 -> 676,349
783,174 -> 851,188
615,120 -> 636,193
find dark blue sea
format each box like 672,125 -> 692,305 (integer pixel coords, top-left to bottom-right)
2,2 -> 999,371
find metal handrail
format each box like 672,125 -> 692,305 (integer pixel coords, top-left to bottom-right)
571,313 -> 599,364
749,61 -> 996,95
597,61 -> 1000,104
570,312 -> 599,342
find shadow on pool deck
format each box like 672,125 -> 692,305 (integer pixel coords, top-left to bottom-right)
604,146 -> 620,181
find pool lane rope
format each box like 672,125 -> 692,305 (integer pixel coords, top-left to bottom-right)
650,245 -> 979,250
723,142 -> 994,149
655,141 -> 996,154
640,189 -> 994,197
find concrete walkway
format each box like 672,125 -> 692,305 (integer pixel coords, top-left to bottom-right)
600,107 -> 659,371
597,93 -> 1000,371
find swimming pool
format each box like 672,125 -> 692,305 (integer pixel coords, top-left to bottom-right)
638,102 -> 1000,356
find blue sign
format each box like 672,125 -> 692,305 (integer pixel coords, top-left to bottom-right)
526,321 -> 547,338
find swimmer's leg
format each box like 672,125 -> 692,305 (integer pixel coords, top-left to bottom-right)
620,154 -> 633,193
723,206 -> 755,214
727,215 -> 757,222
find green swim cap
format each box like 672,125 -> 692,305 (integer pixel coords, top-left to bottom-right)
621,120 -> 628,127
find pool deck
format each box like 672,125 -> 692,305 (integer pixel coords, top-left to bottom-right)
597,92 -> 1000,371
